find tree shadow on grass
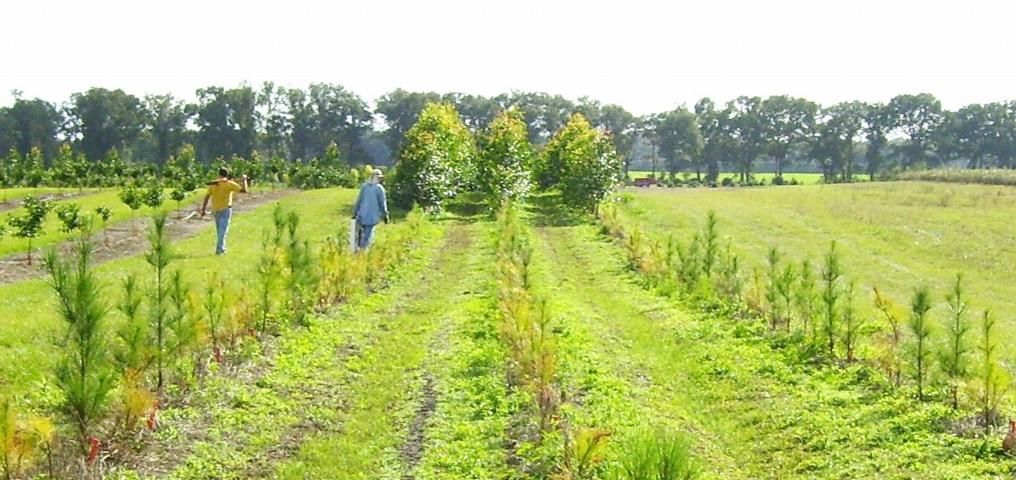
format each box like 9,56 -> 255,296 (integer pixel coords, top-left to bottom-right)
523,192 -> 590,227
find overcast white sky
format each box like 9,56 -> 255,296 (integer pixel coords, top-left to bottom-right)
2,0 -> 1015,115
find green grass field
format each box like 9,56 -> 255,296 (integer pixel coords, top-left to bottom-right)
0,187 -> 96,204
0,188 -> 354,401
617,181 -> 1016,355
0,188 -> 201,258
627,171 -> 831,184
2,182 -> 1015,479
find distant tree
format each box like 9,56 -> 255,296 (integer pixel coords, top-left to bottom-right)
0,97 -> 62,159
195,85 -> 258,161
695,98 -> 736,184
65,88 -> 145,161
374,89 -> 443,155
812,102 -> 864,182
887,93 -> 943,169
655,108 -> 704,178
728,96 -> 767,183
862,102 -> 892,180
761,96 -> 817,181
442,93 -> 499,132
142,94 -> 193,167
597,104 -> 637,174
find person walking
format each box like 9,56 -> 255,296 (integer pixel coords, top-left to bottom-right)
200,167 -> 249,255
352,169 -> 389,251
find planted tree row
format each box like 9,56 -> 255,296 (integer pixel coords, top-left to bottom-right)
600,205 -> 1013,440
0,202 -> 428,478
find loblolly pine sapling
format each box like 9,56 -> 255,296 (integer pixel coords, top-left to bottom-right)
765,247 -> 782,330
44,227 -> 115,451
716,242 -> 742,302
145,212 -> 174,393
841,281 -> 863,363
777,262 -> 796,332
167,270 -> 201,381
977,310 -> 1008,433
820,241 -> 843,359
909,286 -> 934,402
796,260 -> 819,341
939,273 -> 972,410
204,274 -> 227,364
701,211 -> 719,278
873,287 -> 904,388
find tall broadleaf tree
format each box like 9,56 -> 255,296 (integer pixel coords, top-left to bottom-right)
542,113 -> 622,212
390,103 -> 476,211
476,108 -> 533,209
655,108 -> 704,179
761,95 -> 817,182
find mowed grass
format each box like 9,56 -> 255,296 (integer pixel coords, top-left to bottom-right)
0,188 -> 355,401
627,171 -> 830,184
0,187 -> 96,203
620,181 -> 1016,355
0,188 -> 202,258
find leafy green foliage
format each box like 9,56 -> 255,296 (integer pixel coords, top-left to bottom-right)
7,194 -> 52,264
55,202 -> 87,233
540,114 -> 622,212
476,108 -> 533,209
391,102 -> 476,211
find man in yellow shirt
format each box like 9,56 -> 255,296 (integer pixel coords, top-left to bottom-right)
200,167 -> 249,255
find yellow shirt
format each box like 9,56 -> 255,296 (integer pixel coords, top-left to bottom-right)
207,180 -> 241,212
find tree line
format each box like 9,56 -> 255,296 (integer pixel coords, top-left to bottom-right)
4,85 -> 1016,185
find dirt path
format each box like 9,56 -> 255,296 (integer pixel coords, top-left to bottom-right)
0,190 -> 93,214
0,189 -> 295,285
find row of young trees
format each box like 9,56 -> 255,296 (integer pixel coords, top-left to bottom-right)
602,208 -> 1009,434
8,85 -> 1016,186
390,103 -> 620,213
1,200 -> 428,478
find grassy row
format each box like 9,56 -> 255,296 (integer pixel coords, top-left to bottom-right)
899,168 -> 1016,186
627,171 -> 828,185
275,223 -> 491,479
103,210 -> 444,479
0,188 -> 202,258
595,199 -> 1016,478
619,182 -> 1016,356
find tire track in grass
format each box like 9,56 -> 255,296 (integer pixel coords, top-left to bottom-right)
412,221 -> 516,480
534,222 -> 1016,479
114,218 -> 446,479
530,223 -> 746,480
275,223 -> 491,480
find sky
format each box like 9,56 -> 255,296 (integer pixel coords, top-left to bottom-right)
2,0 -> 1015,115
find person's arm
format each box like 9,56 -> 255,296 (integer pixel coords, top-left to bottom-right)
378,186 -> 389,223
239,175 -> 249,193
352,186 -> 364,219
200,191 -> 211,217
